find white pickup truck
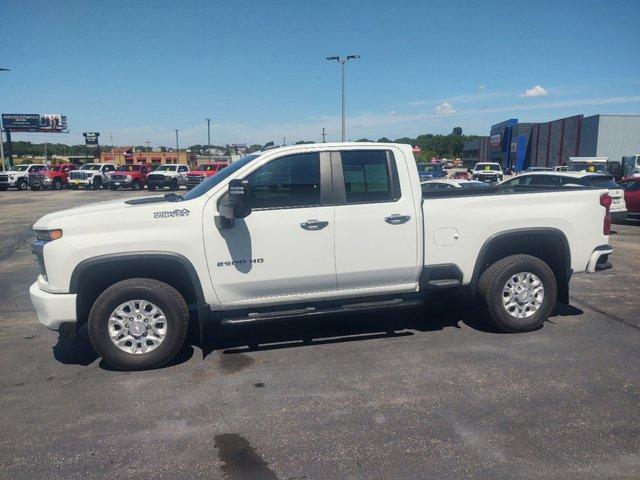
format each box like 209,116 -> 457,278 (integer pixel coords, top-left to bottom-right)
29,143 -> 614,370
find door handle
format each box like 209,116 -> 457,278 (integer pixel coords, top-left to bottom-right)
385,214 -> 411,225
300,219 -> 329,230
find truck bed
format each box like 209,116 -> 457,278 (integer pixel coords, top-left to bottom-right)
421,186 -> 609,283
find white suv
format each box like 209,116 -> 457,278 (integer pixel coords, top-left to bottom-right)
0,164 -> 47,191
68,163 -> 116,189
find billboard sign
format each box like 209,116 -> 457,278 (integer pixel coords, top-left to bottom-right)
83,132 -> 100,145
1,113 -> 68,132
490,134 -> 501,147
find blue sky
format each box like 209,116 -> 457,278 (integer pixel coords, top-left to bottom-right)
1,0 -> 639,147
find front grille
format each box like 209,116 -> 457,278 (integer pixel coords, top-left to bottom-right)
147,174 -> 168,181
70,171 -> 88,180
187,175 -> 204,187
110,174 -> 127,181
0,174 -> 8,182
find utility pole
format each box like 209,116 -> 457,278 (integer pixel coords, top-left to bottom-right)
0,68 -> 8,171
206,118 -> 211,163
111,133 -> 115,166
0,118 -> 5,172
321,128 -> 327,143
145,141 -> 151,153
283,137 -> 286,146
326,55 -> 360,141
44,138 -> 48,165
175,129 -> 179,163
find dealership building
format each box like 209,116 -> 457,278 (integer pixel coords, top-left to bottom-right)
100,147 -> 194,167
463,114 -> 640,171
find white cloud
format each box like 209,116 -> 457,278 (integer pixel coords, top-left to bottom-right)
435,102 -> 456,114
478,85 -> 486,90
521,85 -> 548,98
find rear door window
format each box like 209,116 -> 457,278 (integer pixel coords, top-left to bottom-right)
340,150 -> 399,203
529,175 -> 562,186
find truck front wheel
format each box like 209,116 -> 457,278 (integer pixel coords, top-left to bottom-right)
87,278 -> 189,370
478,254 -> 557,332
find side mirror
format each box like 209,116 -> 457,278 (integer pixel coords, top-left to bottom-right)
218,179 -> 252,226
467,168 -> 472,173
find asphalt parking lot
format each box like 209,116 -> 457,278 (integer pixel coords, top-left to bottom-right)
1,188 -> 639,480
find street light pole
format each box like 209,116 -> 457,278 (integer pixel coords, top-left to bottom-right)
326,55 -> 360,141
206,118 -> 211,163
175,129 -> 179,163
0,68 -> 9,171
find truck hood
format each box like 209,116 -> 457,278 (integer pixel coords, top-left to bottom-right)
33,196 -> 171,230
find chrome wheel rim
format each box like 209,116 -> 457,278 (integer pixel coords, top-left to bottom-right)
108,300 -> 168,354
502,272 -> 544,319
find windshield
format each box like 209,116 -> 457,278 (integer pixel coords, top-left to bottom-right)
10,165 -> 29,171
200,164 -> 223,171
474,163 -> 501,171
182,154 -> 260,201
81,164 -> 102,171
116,165 -> 141,172
155,165 -> 177,171
568,162 -> 606,173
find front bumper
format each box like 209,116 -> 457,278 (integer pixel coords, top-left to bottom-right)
586,245 -> 613,273
69,178 -> 93,187
0,180 -> 17,187
147,178 -> 172,187
29,281 -> 77,330
109,181 -> 134,189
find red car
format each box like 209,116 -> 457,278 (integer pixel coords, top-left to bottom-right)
29,163 -> 77,190
619,177 -> 640,220
452,171 -> 469,180
108,163 -> 150,191
186,162 -> 228,189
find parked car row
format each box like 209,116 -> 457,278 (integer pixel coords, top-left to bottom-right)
0,161 -> 229,192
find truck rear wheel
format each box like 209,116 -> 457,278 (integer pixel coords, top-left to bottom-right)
477,254 -> 556,332
53,179 -> 63,190
87,278 -> 189,370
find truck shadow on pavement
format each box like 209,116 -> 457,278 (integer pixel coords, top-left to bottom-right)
51,292 -> 584,369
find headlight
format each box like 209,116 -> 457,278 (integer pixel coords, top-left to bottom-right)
126,175 -> 132,181
35,229 -> 63,241
87,172 -> 94,177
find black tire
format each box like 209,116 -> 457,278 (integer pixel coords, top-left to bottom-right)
53,179 -> 62,190
170,179 -> 178,191
88,278 -> 189,370
0,186 -> 8,191
132,180 -> 141,191
16,178 -> 28,191
93,177 -> 102,190
31,186 -> 41,191
477,254 -> 557,332
71,184 -> 79,190
148,184 -> 156,191
110,185 -> 117,191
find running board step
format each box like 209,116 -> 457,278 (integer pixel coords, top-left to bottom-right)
426,279 -> 461,288
221,298 -> 424,326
